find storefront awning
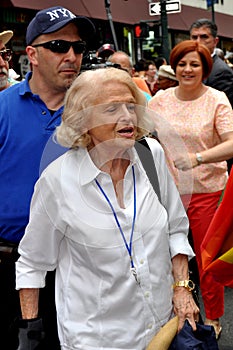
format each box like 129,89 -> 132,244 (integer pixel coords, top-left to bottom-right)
9,0 -> 233,39
10,0 -> 151,24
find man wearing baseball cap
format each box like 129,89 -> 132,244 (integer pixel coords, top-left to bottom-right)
0,6 -> 95,350
0,30 -> 18,90
96,43 -> 115,62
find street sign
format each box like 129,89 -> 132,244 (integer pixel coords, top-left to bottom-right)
149,2 -> 160,16
149,1 -> 181,16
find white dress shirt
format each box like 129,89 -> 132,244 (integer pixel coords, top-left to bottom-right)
16,138 -> 194,350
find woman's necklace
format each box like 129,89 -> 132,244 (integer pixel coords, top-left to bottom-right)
95,165 -> 140,285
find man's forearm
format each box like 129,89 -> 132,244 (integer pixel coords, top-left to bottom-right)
19,288 -> 39,319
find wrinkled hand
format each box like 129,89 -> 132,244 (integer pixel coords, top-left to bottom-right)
174,153 -> 198,171
173,287 -> 200,332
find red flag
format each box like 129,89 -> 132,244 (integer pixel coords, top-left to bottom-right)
201,169 -> 233,288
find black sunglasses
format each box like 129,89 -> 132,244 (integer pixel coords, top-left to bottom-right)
32,40 -> 87,54
0,49 -> 12,62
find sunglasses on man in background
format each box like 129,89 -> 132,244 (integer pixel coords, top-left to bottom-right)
0,49 -> 12,62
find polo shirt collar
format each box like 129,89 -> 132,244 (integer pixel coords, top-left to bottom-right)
18,71 -> 33,96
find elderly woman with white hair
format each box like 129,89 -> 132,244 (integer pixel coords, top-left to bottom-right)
16,67 -> 198,350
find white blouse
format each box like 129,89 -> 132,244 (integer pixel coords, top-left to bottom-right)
16,138 -> 194,350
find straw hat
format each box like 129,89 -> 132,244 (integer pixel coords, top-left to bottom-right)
0,30 -> 13,45
158,65 -> 178,81
146,316 -> 178,350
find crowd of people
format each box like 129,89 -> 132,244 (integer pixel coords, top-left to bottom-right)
0,5 -> 233,350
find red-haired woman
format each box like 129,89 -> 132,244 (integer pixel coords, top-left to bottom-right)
149,40 -> 233,338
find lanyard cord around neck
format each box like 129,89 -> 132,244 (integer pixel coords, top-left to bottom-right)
95,165 -> 137,270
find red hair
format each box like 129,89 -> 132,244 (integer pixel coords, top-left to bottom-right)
170,40 -> 213,80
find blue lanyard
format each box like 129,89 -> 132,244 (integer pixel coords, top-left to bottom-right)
95,166 -> 139,284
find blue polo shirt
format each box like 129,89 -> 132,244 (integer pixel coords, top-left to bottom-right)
0,72 -> 65,243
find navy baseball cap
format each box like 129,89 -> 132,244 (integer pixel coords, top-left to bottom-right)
26,6 -> 95,45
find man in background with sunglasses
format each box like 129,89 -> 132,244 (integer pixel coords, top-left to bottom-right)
0,30 -> 19,91
0,6 -> 95,350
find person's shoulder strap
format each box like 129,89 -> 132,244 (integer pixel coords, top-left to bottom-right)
135,137 -> 161,203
